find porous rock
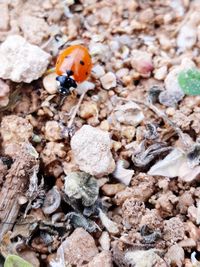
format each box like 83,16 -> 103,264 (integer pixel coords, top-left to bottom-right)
0,35 -> 51,83
71,125 -> 115,177
131,50 -> 153,77
88,251 -> 112,267
56,228 -> 98,266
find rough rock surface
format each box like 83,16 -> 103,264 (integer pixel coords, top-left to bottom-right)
0,115 -> 33,145
56,228 -> 98,266
71,125 -> 115,177
88,251 -> 113,267
0,35 -> 51,83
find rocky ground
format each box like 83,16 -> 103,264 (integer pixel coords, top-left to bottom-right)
0,0 -> 200,266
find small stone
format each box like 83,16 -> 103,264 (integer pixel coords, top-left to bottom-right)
0,3 -> 9,31
165,244 -> 184,267
79,101 -> 98,119
99,120 -> 110,131
100,72 -> 117,90
88,251 -> 112,267
139,8 -> 154,23
131,50 -> 153,77
56,228 -> 98,266
97,7 -> 112,24
178,238 -> 196,248
19,15 -> 50,45
99,231 -> 110,251
124,249 -> 167,267
122,198 -> 145,229
154,66 -> 168,80
44,121 -> 62,141
43,73 -> 58,94
76,81 -> 95,95
0,79 -> 10,107
1,115 -> 33,145
18,196 -> 28,205
101,183 -> 126,196
114,101 -> 144,126
92,65 -> 105,78
0,35 -> 51,83
71,125 -> 115,177
163,217 -> 185,244
99,209 -> 119,234
177,23 -> 197,50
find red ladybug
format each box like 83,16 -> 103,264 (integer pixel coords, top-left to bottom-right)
55,45 -> 92,95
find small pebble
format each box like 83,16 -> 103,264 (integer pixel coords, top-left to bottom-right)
100,72 -> 117,90
71,125 -> 115,177
76,81 -> 95,95
45,121 -> 62,141
79,101 -> 98,119
0,35 -> 51,83
101,183 -> 126,196
43,72 -> 57,94
154,66 -> 168,80
99,231 -> 110,251
88,251 -> 112,267
131,50 -> 153,77
56,228 -> 98,266
92,65 -> 105,78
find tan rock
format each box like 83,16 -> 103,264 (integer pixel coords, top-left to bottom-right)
19,15 -> 50,45
0,79 -> 10,107
80,101 -> 98,119
0,3 -> 9,31
57,228 -> 98,266
71,125 -> 115,177
0,115 -> 33,146
99,231 -> 110,251
88,251 -> 112,267
43,73 -> 57,95
101,183 -> 125,196
165,244 -> 184,267
44,121 -> 62,141
131,50 -> 153,77
0,35 -> 51,83
100,72 -> 117,90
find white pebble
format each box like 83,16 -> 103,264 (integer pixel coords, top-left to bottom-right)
154,66 -> 168,80
99,209 -> 119,234
76,81 -> 95,95
100,72 -> 117,90
0,35 -> 51,83
99,231 -> 110,251
131,49 -> 153,77
43,72 -> 57,94
71,125 -> 115,177
92,65 -> 105,78
177,23 -> 197,50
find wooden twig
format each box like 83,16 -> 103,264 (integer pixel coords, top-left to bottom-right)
0,144 -> 38,242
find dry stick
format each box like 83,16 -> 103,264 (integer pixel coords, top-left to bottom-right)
67,92 -> 86,128
119,97 -> 190,149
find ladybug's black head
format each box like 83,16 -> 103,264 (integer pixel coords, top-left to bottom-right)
56,75 -> 77,96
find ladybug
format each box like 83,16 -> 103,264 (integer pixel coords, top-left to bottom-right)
55,45 -> 92,95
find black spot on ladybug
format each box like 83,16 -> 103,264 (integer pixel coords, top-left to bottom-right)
86,72 -> 88,75
80,60 -> 85,65
67,70 -> 74,76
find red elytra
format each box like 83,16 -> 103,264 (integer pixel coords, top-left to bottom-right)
55,45 -> 92,83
